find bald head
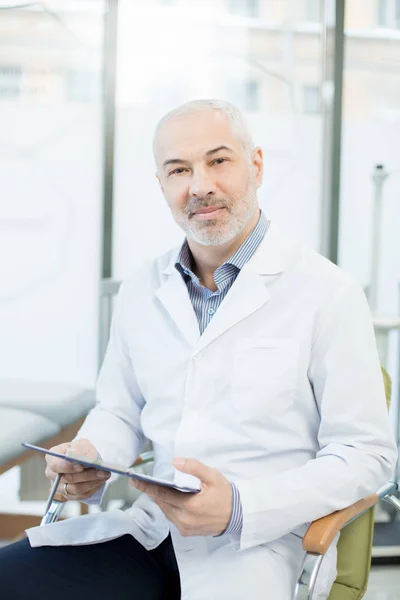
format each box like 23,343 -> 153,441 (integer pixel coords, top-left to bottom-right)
153,99 -> 255,170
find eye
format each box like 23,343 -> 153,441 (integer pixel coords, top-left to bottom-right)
212,158 -> 228,165
169,167 -> 187,176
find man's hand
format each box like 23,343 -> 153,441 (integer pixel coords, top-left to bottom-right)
130,458 -> 232,537
45,438 -> 111,501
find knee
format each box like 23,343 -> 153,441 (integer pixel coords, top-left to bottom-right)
0,539 -> 32,595
0,538 -> 30,568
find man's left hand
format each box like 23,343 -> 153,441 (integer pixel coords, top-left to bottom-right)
130,458 -> 232,537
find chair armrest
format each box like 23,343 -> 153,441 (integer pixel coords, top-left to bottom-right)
302,493 -> 379,555
133,450 -> 154,466
53,492 -> 68,502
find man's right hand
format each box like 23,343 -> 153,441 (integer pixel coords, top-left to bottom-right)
45,438 -> 111,501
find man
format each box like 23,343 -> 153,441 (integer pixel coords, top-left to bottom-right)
0,99 -> 396,600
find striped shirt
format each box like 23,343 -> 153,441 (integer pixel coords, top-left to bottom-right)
175,210 -> 269,536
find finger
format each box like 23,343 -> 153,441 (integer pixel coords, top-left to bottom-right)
61,469 -> 111,485
173,457 -> 214,484
46,438 -> 100,476
132,480 -> 188,507
46,452 -> 85,474
45,464 -> 78,484
45,462 -> 107,483
58,480 -> 105,500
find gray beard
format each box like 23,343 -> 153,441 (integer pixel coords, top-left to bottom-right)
177,197 -> 258,247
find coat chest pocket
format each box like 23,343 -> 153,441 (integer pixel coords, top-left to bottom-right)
231,338 -> 299,418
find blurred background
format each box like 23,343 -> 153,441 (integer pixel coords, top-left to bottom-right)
0,0 -> 399,595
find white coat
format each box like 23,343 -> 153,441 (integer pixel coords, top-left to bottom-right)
27,222 -> 397,600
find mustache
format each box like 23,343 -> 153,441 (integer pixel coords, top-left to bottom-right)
184,198 -> 232,217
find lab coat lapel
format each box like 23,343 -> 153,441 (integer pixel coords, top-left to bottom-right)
195,222 -> 298,354
155,222 -> 298,354
155,266 -> 200,348
195,269 -> 270,354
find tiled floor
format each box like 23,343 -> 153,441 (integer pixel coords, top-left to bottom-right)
364,566 -> 400,599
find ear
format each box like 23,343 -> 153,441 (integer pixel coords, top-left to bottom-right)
155,172 -> 164,193
252,147 -> 263,188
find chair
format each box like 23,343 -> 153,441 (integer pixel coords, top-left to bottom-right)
294,367 -> 400,599
40,369 -> 399,600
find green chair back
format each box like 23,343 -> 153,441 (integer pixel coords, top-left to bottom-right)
327,367 -> 391,600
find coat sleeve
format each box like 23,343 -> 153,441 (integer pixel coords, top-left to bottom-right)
75,281 -> 146,468
235,281 -> 398,551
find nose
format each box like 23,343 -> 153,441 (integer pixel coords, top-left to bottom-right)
188,168 -> 217,199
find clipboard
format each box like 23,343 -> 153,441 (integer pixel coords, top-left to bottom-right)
21,442 -> 201,493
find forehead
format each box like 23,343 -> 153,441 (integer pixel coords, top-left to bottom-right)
154,110 -> 242,165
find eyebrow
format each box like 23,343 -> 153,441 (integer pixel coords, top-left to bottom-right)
162,145 -> 234,170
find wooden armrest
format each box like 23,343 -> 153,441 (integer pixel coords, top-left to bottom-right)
133,451 -> 154,466
302,493 -> 378,555
51,492 -> 88,514
52,492 -> 68,503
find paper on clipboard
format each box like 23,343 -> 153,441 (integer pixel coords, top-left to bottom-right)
21,442 -> 201,493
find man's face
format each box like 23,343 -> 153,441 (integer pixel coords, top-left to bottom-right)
154,110 -> 263,246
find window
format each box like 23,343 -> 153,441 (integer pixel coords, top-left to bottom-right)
378,0 -> 388,25
114,0 -> 326,279
305,0 -> 321,22
0,0 -> 106,388
66,70 -> 102,103
0,66 -> 21,99
228,0 -> 259,18
245,80 -> 260,111
226,79 -> 260,111
378,0 -> 400,28
303,85 -> 320,114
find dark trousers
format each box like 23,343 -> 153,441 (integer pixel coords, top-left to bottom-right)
0,533 -> 180,600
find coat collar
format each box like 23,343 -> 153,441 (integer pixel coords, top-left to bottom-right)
156,222 -> 299,352
242,221 -> 299,276
161,221 -> 298,278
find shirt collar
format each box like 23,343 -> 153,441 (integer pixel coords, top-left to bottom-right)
175,210 -> 269,280
223,210 -> 268,271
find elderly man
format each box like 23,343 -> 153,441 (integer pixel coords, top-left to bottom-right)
0,99 -> 396,600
